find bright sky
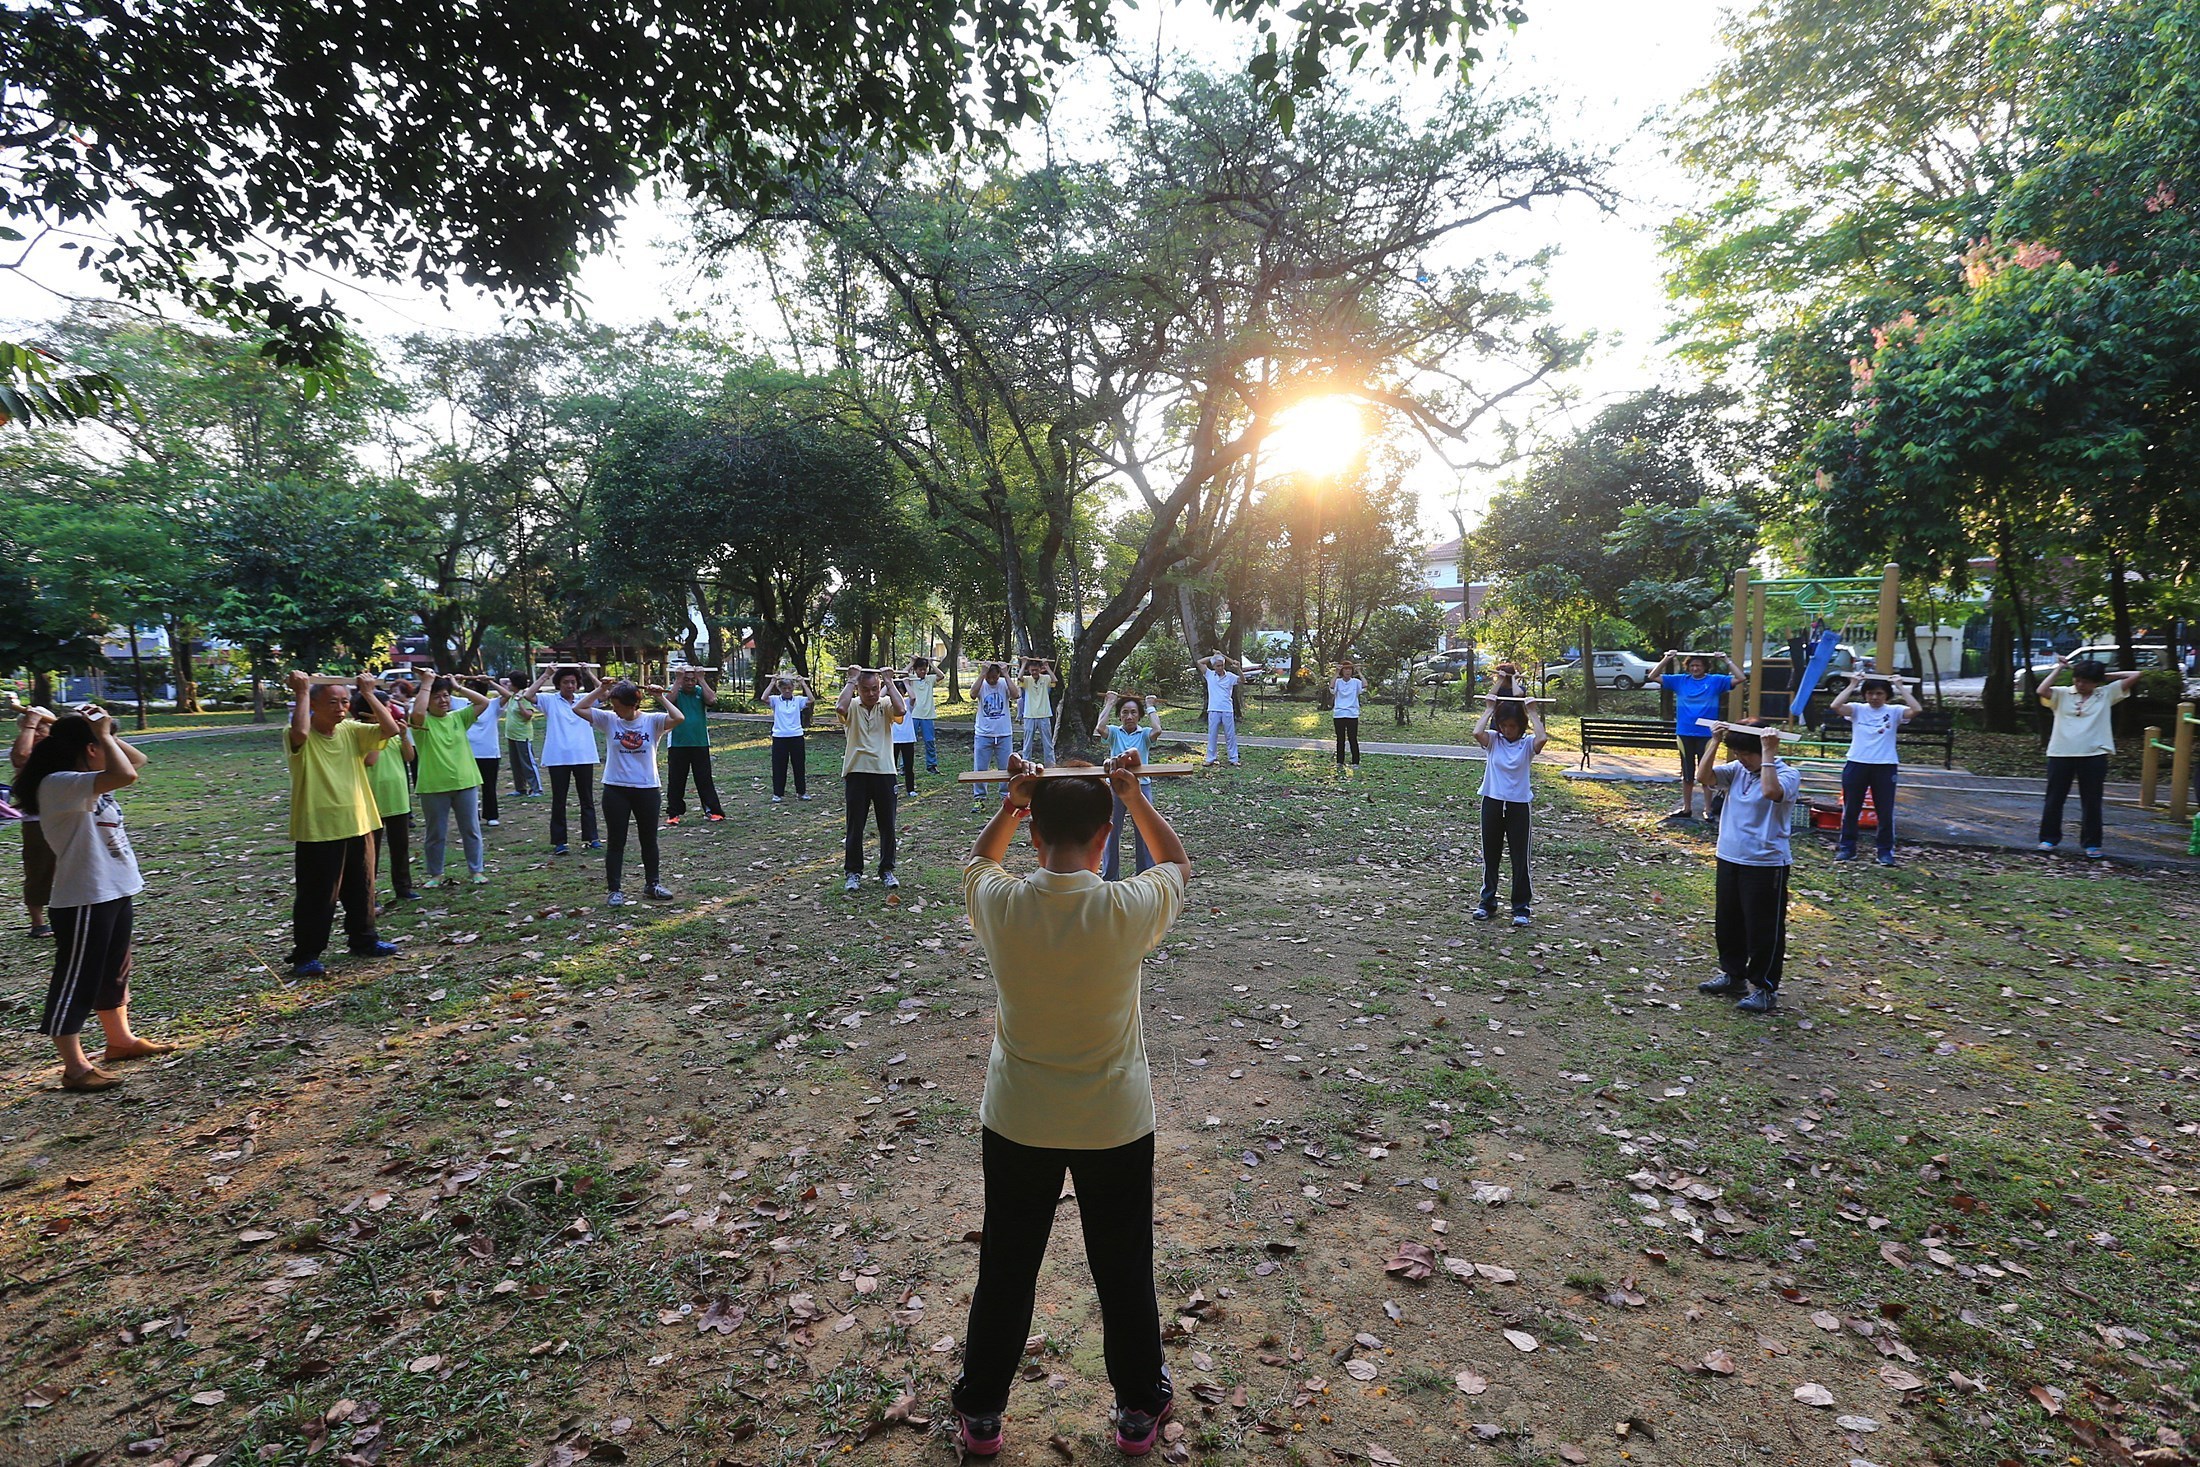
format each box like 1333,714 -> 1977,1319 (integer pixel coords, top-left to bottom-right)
0,0 -> 1733,535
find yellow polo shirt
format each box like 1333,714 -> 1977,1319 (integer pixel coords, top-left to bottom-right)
288,721 -> 383,844
840,698 -> 902,776
962,857 -> 1186,1149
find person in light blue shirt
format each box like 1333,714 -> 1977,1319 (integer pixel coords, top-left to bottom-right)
971,662 -> 1015,811
1650,649 -> 1740,820
1694,721 -> 1801,1014
1094,690 -> 1164,879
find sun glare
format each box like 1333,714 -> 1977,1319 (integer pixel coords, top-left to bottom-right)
1265,394 -> 1366,482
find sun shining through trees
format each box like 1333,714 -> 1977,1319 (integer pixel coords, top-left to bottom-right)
1264,393 -> 1368,482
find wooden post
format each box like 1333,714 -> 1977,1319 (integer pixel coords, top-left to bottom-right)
2141,724 -> 2162,809
1875,563 -> 1901,674
1746,582 -> 1768,719
1728,567 -> 1752,720
2171,702 -> 2195,823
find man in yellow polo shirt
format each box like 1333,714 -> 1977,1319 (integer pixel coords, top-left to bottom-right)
837,667 -> 906,892
951,751 -> 1189,1458
286,669 -> 403,977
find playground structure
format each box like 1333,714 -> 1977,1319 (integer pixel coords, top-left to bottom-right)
1724,564 -> 1903,722
2138,701 -> 2196,823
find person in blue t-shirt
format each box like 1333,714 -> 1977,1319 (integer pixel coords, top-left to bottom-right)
1650,650 -> 1741,820
1093,690 -> 1164,879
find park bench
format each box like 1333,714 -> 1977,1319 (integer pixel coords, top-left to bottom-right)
1576,716 -> 1676,769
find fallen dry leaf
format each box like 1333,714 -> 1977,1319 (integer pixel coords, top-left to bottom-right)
1454,1369 -> 1488,1396
1502,1329 -> 1539,1353
1368,1445 -> 1403,1466
1383,1242 -> 1434,1281
1343,1358 -> 1379,1381
1558,1447 -> 1589,1465
1794,1383 -> 1835,1408
1879,1366 -> 1925,1392
189,1389 -> 226,1406
1700,1349 -> 1737,1375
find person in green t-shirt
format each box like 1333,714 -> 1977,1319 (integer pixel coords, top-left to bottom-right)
501,686 -> 543,797
354,693 -> 416,906
410,675 -> 494,886
664,668 -> 723,824
286,670 -> 402,977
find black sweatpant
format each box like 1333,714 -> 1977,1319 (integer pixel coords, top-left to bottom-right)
375,813 -> 414,900
290,834 -> 379,964
2039,753 -> 2108,849
1334,716 -> 1360,765
1714,858 -> 1789,991
548,764 -> 598,847
474,756 -> 499,822
602,784 -> 662,892
1480,796 -> 1532,912
39,896 -> 133,1036
955,1128 -> 1170,1419
895,741 -> 917,793
771,735 -> 807,797
666,746 -> 722,819
1837,760 -> 1898,858
843,773 -> 897,875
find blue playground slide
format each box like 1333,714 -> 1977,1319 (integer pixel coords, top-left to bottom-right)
1788,633 -> 1842,723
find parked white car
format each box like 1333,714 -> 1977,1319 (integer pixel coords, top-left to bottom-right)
1544,650 -> 1660,691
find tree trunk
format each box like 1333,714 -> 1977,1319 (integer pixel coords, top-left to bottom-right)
32,670 -> 55,710
1579,617 -> 1600,715
167,617 -> 201,714
1984,604 -> 2015,732
947,605 -> 964,702
251,661 -> 268,724
129,623 -> 149,730
2106,547 -> 2136,670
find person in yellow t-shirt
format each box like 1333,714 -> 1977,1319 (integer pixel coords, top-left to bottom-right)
285,670 -> 402,977
836,668 -> 905,891
951,751 -> 1189,1458
1017,657 -> 1057,763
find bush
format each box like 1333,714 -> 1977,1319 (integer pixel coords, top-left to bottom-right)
1116,631 -> 1192,699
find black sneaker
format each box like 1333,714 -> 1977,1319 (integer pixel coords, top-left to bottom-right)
1698,973 -> 1746,996
643,884 -> 674,901
956,1411 -> 1002,1457
1736,987 -> 1778,1014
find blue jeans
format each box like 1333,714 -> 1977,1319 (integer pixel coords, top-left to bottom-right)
1022,715 -> 1055,763
1837,760 -> 1898,858
914,717 -> 938,771
420,786 -> 484,876
1104,787 -> 1155,880
1205,708 -> 1237,764
973,733 -> 1012,802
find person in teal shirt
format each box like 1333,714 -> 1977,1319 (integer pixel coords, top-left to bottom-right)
664,668 -> 723,824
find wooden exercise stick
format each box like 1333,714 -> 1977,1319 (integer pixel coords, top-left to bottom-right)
956,764 -> 1199,784
1695,718 -> 1780,737
1479,693 -> 1556,703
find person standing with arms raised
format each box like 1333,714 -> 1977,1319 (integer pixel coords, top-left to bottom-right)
2036,656 -> 2146,858
463,677 -> 505,827
1019,657 -> 1058,764
286,671 -> 402,978
574,679 -> 681,905
1198,654 -> 1241,768
502,684 -> 543,798
19,709 -> 173,1091
1828,671 -> 1922,864
971,661 -> 1015,812
411,675 -> 494,888
906,657 -> 943,773
1330,658 -> 1366,772
357,688 -> 416,908
838,668 -> 906,891
1650,649 -> 1741,820
663,667 -> 724,825
765,673 -> 813,803
524,664 -> 602,855
12,703 -> 56,940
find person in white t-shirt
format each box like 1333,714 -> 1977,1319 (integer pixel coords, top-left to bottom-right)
1828,671 -> 1922,864
971,661 -> 1015,810
1018,658 -> 1058,763
1197,654 -> 1241,767
463,678 -> 505,826
572,679 -> 682,905
905,657 -> 943,772
1330,659 -> 1367,770
17,710 -> 172,1092
890,670 -> 921,793
765,673 -> 813,802
2036,657 -> 2144,857
1471,689 -> 1548,926
521,664 -> 603,853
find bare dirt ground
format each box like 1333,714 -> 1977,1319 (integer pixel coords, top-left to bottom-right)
2,726 -> 2194,1467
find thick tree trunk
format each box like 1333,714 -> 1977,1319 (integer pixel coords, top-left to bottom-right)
1984,605 -> 2015,732
2106,548 -> 2135,670
129,624 -> 148,730
32,670 -> 55,710
946,605 -> 963,703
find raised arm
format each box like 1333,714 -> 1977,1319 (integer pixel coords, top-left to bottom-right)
836,677 -> 860,718
1829,670 -> 1861,713
455,679 -> 493,712
10,705 -> 51,770
972,756 -> 1041,863
1527,701 -> 1551,756
1696,723 -> 1727,787
572,680 -> 606,715
2037,658 -> 2066,707
1094,690 -> 1119,739
523,666 -> 554,696
84,710 -> 144,794
287,669 -> 314,750
356,673 -> 402,740
648,683 -> 684,727
1897,678 -> 1923,719
698,676 -> 719,707
1471,695 -> 1495,750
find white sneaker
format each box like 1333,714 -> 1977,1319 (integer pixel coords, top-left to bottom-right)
772,795 -> 784,804
799,794 -> 813,802
843,874 -> 861,892
485,818 -> 501,827
607,891 -> 629,907
882,872 -> 899,889
471,871 -> 488,885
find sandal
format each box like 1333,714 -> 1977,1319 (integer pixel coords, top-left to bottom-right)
62,1068 -> 124,1092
